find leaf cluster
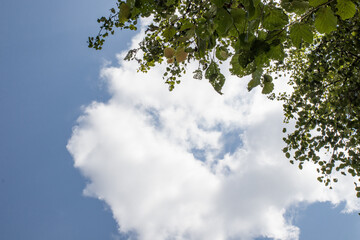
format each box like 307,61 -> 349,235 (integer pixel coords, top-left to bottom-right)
89,0 -> 358,93
281,14 -> 360,196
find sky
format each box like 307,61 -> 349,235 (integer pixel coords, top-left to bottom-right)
1,1 -> 360,240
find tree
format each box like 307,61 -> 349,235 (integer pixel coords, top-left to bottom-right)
281,14 -> 360,195
88,0 -> 360,197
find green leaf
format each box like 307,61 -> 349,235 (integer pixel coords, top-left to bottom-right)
248,67 -> 263,91
262,74 -> 273,94
230,54 -> 241,74
212,72 -> 226,94
263,74 -> 273,82
336,0 -> 356,20
254,53 -> 269,67
289,23 -> 313,48
216,47 -> 229,61
119,3 -> 131,23
252,0 -> 261,7
197,38 -> 207,58
205,61 -> 218,80
230,8 -> 246,32
247,0 -> 256,19
238,49 -> 254,68
165,0 -> 176,6
267,44 -> 285,61
180,21 -> 194,31
281,0 -> 309,14
309,0 -> 327,7
314,7 -> 337,34
196,21 -> 211,40
211,0 -> 226,7
162,26 -> 176,40
262,81 -> 274,94
262,7 -> 289,31
230,54 -> 254,77
205,61 -> 225,94
214,8 -> 233,36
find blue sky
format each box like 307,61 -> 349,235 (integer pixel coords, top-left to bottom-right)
1,0 -> 360,240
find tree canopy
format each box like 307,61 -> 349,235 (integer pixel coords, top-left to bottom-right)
89,0 -> 360,198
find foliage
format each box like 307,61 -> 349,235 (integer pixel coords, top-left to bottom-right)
280,15 -> 360,196
89,0 -> 360,197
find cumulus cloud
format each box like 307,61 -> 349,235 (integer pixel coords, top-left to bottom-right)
67,30 -> 360,240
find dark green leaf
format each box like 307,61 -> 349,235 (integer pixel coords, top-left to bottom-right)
281,0 -> 309,14
214,8 -> 234,36
290,23 -> 313,48
248,67 -> 263,91
216,46 -> 230,61
211,0 -> 226,7
314,7 -> 337,34
162,26 -> 177,40
262,7 -> 288,31
262,81 -> 274,94
205,61 -> 225,94
309,0 -> 327,7
119,3 -> 131,23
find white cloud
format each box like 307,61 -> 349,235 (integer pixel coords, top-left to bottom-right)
67,30 -> 360,240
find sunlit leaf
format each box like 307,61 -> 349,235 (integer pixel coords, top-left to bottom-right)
336,0 -> 356,20
119,3 -> 131,23
290,23 -> 313,48
314,7 -> 337,34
